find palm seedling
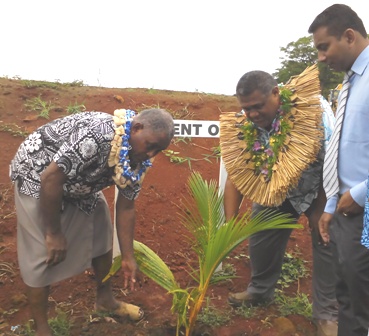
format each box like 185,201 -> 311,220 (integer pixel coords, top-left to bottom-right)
104,172 -> 301,335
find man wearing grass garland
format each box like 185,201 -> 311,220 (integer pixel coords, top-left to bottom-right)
220,65 -> 338,336
10,108 -> 174,336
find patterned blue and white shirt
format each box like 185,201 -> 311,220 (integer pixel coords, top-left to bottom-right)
362,177 -> 369,249
10,112 -> 142,214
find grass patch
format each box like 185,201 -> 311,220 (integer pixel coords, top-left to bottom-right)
0,246 -> 16,283
201,152 -> 220,164
0,184 -> 16,222
12,308 -> 73,336
211,145 -> 221,157
22,79 -> 60,89
0,123 -> 29,137
211,262 -> 237,283
66,102 -> 86,114
146,87 -> 158,94
172,136 -> 192,145
10,320 -> 34,335
234,304 -> 257,319
63,80 -> 85,87
163,146 -> 220,169
24,96 -> 55,119
197,298 -> 231,327
21,79 -> 85,89
162,149 -> 188,164
277,251 -> 308,289
49,309 -> 72,336
275,292 -> 312,319
172,105 -> 195,120
140,103 -> 194,120
0,261 -> 15,279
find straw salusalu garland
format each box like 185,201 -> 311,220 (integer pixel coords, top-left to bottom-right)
220,64 -> 323,207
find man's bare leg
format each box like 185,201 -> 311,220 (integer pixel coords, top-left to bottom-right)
92,249 -> 144,320
92,249 -> 118,309
26,285 -> 52,336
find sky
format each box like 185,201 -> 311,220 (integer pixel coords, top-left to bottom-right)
1,1 -> 368,95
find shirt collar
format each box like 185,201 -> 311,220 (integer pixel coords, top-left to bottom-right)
351,44 -> 369,77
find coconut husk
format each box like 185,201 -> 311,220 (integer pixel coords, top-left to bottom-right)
220,64 -> 323,207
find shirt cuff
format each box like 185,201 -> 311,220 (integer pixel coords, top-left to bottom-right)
350,180 -> 367,208
324,194 -> 338,214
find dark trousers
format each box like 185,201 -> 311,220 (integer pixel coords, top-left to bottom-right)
330,212 -> 369,336
247,199 -> 338,321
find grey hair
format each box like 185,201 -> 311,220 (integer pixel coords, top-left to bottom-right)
135,108 -> 175,140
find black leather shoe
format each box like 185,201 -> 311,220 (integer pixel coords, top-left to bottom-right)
228,291 -> 273,308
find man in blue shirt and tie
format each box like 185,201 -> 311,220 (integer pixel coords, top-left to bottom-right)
309,4 -> 369,336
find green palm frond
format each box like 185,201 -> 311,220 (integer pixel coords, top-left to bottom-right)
202,210 -> 300,283
182,173 -> 225,247
182,172 -> 300,287
134,240 -> 180,292
103,241 -> 180,293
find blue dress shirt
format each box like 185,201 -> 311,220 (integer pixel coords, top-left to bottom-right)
324,45 -> 369,214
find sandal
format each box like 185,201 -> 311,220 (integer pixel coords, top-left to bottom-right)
95,301 -> 144,321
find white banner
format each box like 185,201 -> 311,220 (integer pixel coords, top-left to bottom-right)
173,120 -> 220,138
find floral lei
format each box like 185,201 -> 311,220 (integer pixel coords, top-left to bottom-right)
108,109 -> 152,188
240,87 -> 293,181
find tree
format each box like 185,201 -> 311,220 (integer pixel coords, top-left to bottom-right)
273,36 -> 343,98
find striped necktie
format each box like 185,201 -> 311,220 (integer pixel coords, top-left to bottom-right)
323,70 -> 354,199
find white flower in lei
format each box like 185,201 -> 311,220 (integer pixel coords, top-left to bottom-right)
108,109 -> 152,189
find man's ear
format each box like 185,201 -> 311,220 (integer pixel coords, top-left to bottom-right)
272,86 -> 279,97
343,28 -> 356,45
131,121 -> 144,134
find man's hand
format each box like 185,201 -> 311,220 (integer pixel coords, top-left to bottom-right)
305,178 -> 326,244
115,193 -> 139,291
318,212 -> 334,245
307,206 -> 325,245
337,190 -> 364,216
45,231 -> 67,266
121,256 -> 138,291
